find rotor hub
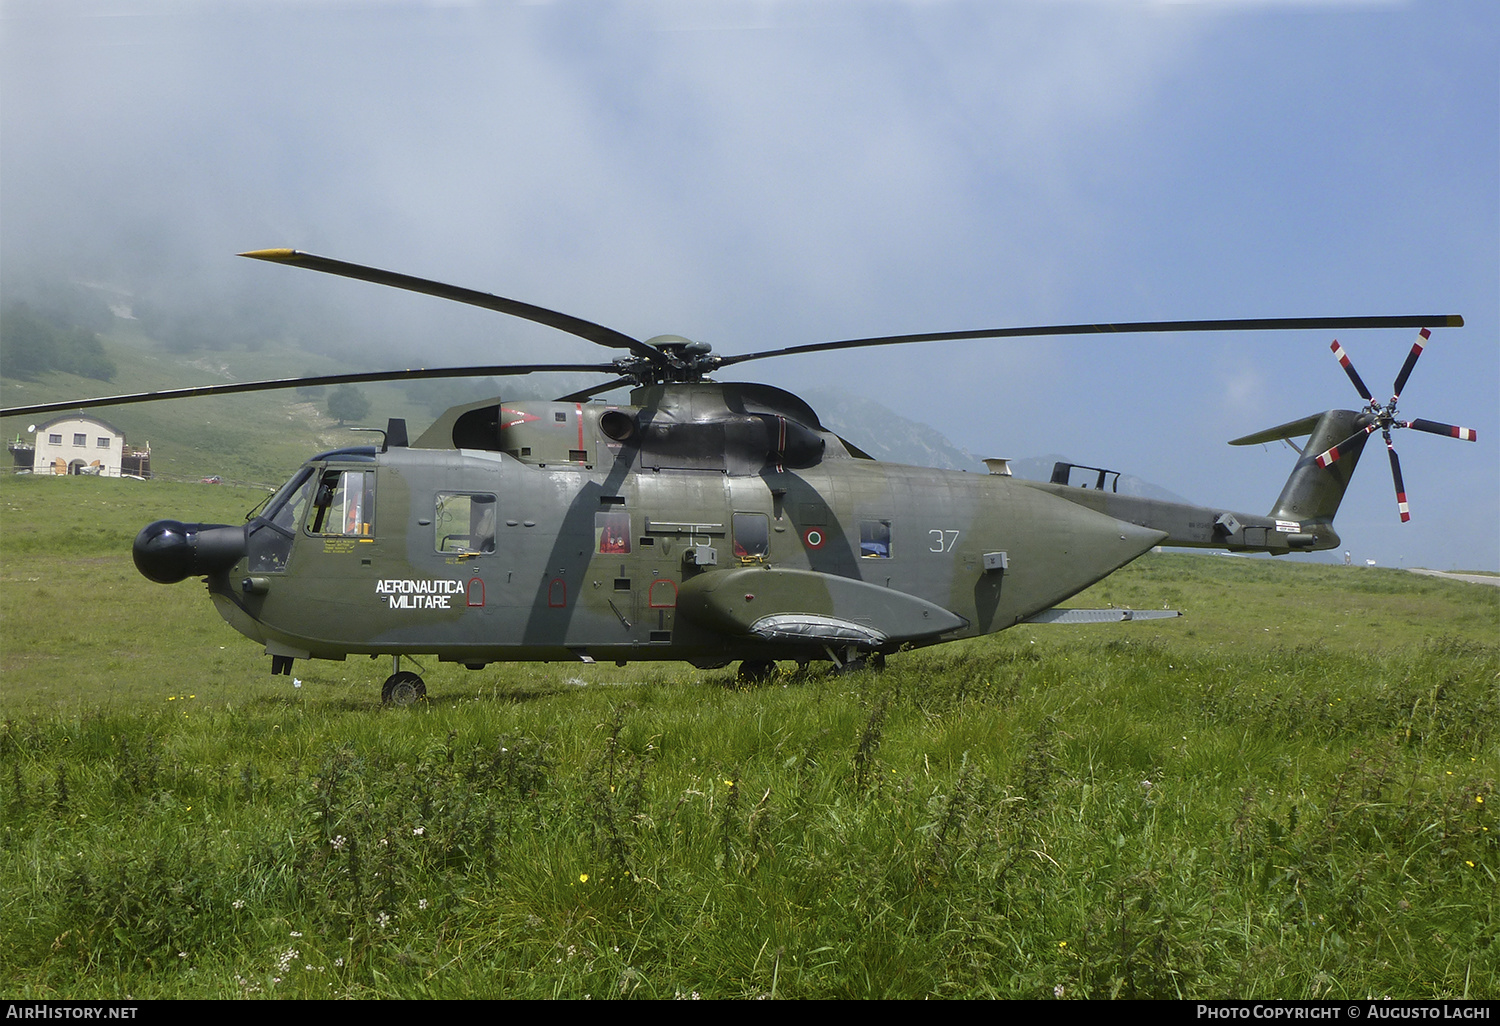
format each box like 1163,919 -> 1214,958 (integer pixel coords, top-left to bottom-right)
616,335 -> 721,385
1365,398 -> 1397,430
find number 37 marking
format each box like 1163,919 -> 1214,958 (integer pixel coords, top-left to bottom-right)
929,529 -> 960,553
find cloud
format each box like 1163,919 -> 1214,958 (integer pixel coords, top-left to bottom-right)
2,0 -> 1494,568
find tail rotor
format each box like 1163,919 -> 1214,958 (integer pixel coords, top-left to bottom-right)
1314,330 -> 1477,521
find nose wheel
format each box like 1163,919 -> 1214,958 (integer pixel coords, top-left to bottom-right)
381,666 -> 427,706
737,659 -> 777,684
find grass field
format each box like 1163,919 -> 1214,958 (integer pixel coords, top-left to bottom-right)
1,474 -> 1496,998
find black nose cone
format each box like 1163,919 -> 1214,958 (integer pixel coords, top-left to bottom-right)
133,520 -> 246,584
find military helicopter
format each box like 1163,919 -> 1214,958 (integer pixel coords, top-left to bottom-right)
3,250 -> 1476,704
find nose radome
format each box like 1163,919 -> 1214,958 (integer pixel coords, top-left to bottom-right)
133,520 -> 246,584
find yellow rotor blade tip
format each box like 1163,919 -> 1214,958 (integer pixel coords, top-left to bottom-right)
238,248 -> 301,261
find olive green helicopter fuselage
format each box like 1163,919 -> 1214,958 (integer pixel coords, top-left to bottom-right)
135,380 -> 1377,697
11,248 -> 1464,702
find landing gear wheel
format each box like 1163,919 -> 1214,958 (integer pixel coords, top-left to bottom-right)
381,670 -> 426,706
870,652 -> 887,671
737,660 -> 776,684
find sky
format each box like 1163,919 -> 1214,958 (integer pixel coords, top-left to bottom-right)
2,0 -> 1496,570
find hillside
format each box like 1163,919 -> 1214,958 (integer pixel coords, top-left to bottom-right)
1,327 -> 477,486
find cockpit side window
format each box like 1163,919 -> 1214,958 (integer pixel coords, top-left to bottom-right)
436,492 -> 497,553
306,469 -> 375,537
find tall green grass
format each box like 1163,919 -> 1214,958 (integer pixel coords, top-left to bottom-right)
1,474 -> 1496,998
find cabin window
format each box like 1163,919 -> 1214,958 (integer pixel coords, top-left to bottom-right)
596,510 -> 631,554
860,519 -> 892,558
732,513 -> 770,559
435,492 -> 497,553
306,468 -> 375,537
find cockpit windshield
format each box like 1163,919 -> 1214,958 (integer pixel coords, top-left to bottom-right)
246,467 -> 316,573
265,467 -> 316,533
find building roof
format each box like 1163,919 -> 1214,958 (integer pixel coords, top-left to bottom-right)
34,413 -> 126,439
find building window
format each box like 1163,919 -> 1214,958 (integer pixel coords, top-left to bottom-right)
96,437 -> 110,448
48,434 -> 62,445
73,434 -> 87,446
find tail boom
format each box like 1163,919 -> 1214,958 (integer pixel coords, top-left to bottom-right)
1019,484 -> 1342,554
1020,409 -> 1372,555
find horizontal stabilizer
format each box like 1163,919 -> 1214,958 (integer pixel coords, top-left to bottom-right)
1228,413 -> 1328,447
1024,607 -> 1182,624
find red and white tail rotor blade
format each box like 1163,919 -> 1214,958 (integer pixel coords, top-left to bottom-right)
1404,418 -> 1478,442
1382,431 -> 1410,523
1314,424 -> 1377,468
1330,340 -> 1374,402
1389,328 -> 1430,404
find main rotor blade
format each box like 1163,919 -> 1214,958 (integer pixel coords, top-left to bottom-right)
1329,340 -> 1374,402
714,314 -> 1465,370
554,377 -> 637,403
1404,418 -> 1478,441
241,249 -> 666,364
1390,327 -> 1430,403
1383,430 -> 1410,522
0,363 -> 620,419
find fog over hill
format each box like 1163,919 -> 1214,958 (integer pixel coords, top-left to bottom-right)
2,1 -> 1492,569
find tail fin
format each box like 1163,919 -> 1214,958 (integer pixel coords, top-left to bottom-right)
1230,409 -> 1373,524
